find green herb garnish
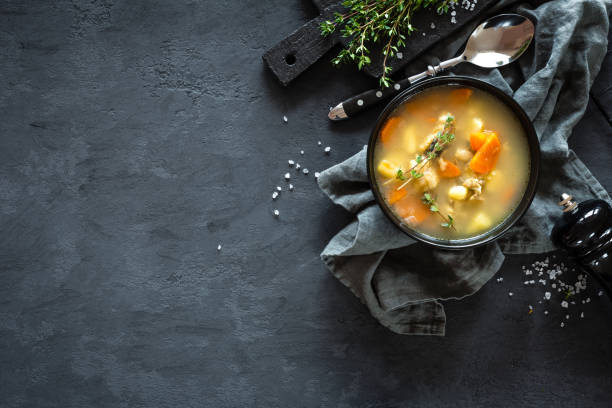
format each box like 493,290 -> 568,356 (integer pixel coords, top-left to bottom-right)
396,115 -> 456,190
320,0 -> 454,88
441,215 -> 454,229
422,193 -> 456,230
396,168 -> 406,181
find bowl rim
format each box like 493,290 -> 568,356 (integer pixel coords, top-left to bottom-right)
366,76 -> 541,249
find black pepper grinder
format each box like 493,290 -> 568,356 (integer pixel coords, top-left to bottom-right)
552,193 -> 612,299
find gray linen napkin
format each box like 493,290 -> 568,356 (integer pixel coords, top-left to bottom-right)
318,0 -> 612,336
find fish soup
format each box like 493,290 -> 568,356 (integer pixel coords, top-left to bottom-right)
373,84 -> 531,240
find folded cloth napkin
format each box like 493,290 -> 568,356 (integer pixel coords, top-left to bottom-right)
318,0 -> 612,336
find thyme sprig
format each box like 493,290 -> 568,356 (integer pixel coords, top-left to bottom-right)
396,115 -> 456,190
321,0 -> 454,88
422,193 -> 456,230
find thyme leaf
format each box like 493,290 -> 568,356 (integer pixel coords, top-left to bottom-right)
320,0 -> 453,88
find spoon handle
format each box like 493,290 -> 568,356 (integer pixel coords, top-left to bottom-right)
328,55 -> 465,121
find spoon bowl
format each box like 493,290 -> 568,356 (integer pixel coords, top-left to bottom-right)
464,14 -> 535,68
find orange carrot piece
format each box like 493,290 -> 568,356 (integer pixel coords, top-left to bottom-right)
469,133 -> 501,174
387,188 -> 407,205
394,195 -> 430,224
470,131 -> 488,151
380,117 -> 401,144
449,88 -> 473,105
438,158 -> 461,178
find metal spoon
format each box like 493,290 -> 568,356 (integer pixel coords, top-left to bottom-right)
328,14 -> 535,121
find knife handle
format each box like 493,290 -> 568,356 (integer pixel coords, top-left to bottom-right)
329,57 -> 465,120
331,77 -> 413,120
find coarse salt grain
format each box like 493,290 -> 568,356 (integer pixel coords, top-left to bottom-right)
566,314 -> 570,320
317,141 -> 322,146
324,146 -> 331,153
289,184 -> 294,191
284,173 -> 290,181
508,292 -> 513,297
314,172 -> 320,179
303,168 -> 309,175
560,322 -> 565,328
288,160 -> 294,166
580,312 -> 584,318
272,192 -> 278,200
276,186 -> 282,191
273,209 -> 279,217
598,290 -> 604,296
544,292 -> 551,300
544,310 -> 549,315
217,244 -> 222,251
300,150 -> 304,155
561,300 -> 568,308
295,163 -> 301,170
283,115 -> 288,123
430,22 -> 436,29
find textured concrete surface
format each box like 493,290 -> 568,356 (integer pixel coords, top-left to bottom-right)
1,1 -> 611,407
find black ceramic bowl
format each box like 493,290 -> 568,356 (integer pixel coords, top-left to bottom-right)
367,76 -> 540,249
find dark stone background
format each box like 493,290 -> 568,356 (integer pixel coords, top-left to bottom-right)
1,1 -> 611,407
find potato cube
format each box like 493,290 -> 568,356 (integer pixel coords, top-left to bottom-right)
455,148 -> 473,162
448,185 -> 468,201
468,213 -> 492,233
377,159 -> 399,179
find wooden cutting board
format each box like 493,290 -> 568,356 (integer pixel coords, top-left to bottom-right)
263,0 -> 497,86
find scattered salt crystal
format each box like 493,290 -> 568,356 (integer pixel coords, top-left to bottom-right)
551,283 -> 556,288
273,209 -> 279,217
284,173 -> 290,181
317,141 -> 322,146
598,290 -> 604,296
288,160 -> 295,166
566,314 -> 570,320
283,115 -> 288,123
508,292 -> 513,297
496,277 -> 503,282
451,16 -> 457,24
295,163 -> 301,170
272,192 -> 278,200
300,150 -> 304,155
314,172 -> 320,179
544,292 -> 551,300
430,22 -> 436,29
302,168 -> 309,175
544,310 -> 549,315
422,32 -> 426,36
276,186 -> 282,191
217,244 -> 222,251
561,300 -> 568,308
560,322 -> 565,328
451,10 -> 456,16
289,184 -> 294,191
396,52 -> 403,59
580,312 -> 584,318
324,146 -> 331,153
586,297 -> 591,303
